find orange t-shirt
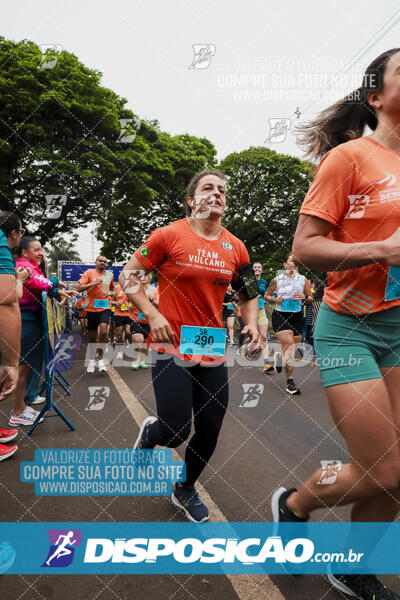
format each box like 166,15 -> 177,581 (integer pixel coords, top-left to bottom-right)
130,304 -> 148,323
76,297 -> 87,317
78,269 -> 114,313
134,218 -> 250,363
300,137 -> 400,315
113,283 -> 130,317
130,285 -> 155,323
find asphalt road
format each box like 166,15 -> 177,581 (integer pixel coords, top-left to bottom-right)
1,332 -> 399,599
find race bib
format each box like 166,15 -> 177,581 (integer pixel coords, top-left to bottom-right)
180,326 -> 226,357
385,266 -> 400,301
121,303 -> 128,311
258,298 -> 264,309
226,303 -> 234,310
93,299 -> 110,309
280,299 -> 301,312
137,311 -> 146,320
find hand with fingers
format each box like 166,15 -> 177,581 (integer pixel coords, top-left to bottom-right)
148,312 -> 175,345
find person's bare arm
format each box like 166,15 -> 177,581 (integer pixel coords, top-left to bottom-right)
264,278 -> 278,302
292,215 -> 397,271
76,279 -> 101,292
119,256 -> 175,344
238,294 -> 260,349
304,279 -> 314,304
0,275 -> 21,399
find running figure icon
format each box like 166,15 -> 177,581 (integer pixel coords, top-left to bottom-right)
45,531 -> 77,566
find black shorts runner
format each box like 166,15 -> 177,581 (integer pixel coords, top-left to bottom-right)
130,320 -> 151,337
86,309 -> 111,332
272,309 -> 304,337
222,309 -> 235,320
114,315 -> 131,327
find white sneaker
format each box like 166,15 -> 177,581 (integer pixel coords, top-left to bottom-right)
30,395 -> 46,405
24,405 -> 41,416
87,359 -> 96,373
97,359 -> 107,373
9,407 -> 44,426
116,351 -> 123,360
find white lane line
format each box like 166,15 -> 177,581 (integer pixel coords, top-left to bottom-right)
106,362 -> 285,600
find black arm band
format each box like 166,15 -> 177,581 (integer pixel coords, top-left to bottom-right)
231,263 -> 259,301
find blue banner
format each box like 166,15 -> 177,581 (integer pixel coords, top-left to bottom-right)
60,264 -> 123,283
1,522 -> 400,574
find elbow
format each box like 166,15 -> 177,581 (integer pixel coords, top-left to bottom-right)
292,236 -> 308,267
292,235 -> 316,269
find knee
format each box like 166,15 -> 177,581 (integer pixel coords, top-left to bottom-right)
194,417 -> 222,441
159,423 -> 191,448
364,463 -> 400,496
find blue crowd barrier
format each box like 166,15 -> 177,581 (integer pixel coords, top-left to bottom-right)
27,293 -> 76,436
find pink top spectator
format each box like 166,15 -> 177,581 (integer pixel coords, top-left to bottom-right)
16,257 -> 53,312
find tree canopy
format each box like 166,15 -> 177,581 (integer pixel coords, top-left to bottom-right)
0,36 -> 322,283
220,147 -> 316,280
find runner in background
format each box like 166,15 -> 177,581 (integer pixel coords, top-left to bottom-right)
112,283 -> 132,360
253,262 -> 273,374
272,48 -> 400,600
76,293 -> 88,337
222,283 -> 237,346
122,170 -> 260,523
129,275 -> 153,369
77,256 -> 114,374
265,253 -> 313,394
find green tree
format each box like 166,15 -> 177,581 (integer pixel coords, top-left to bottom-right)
45,238 -> 81,275
219,146 -> 318,281
96,131 -> 217,261
0,38 -> 160,246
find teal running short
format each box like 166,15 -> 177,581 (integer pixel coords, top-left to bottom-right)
314,302 -> 400,388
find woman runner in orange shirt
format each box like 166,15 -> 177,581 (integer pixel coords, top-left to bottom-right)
272,48 -> 400,599
120,170 -> 260,523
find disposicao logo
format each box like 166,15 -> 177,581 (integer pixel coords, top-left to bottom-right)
83,536 -> 314,564
42,529 -> 82,567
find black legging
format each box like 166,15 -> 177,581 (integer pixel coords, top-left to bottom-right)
147,355 -> 229,487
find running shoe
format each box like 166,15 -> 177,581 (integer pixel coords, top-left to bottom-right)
24,405 -> 42,416
172,483 -> 209,523
271,487 -> 308,523
273,351 -> 282,373
116,351 -> 124,360
271,487 -> 308,576
30,394 -> 46,405
328,573 -> 400,599
131,359 -> 140,370
286,380 -> 301,395
0,542 -> 16,573
133,416 -> 157,449
0,427 -> 18,443
263,362 -> 274,374
139,360 -> 148,369
97,359 -> 107,373
9,408 -> 44,426
0,444 -> 17,461
87,359 -> 96,373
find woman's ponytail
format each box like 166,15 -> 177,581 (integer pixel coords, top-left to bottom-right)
296,48 -> 400,160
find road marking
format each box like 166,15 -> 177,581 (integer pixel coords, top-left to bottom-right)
106,361 -> 285,600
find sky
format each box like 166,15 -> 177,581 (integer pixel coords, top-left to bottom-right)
3,0 -> 400,261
